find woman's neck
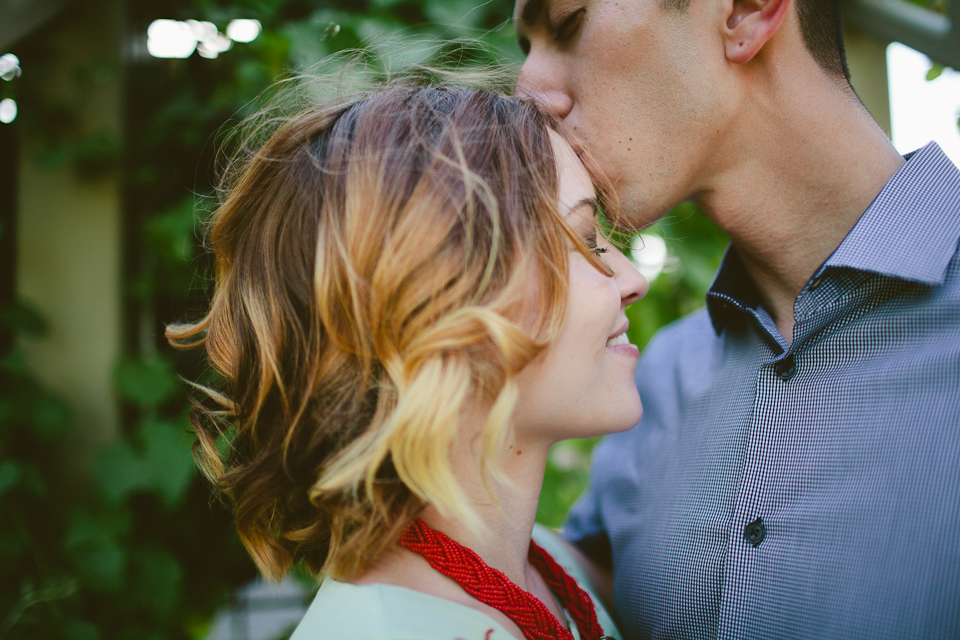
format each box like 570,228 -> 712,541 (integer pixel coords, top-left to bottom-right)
420,434 -> 552,591
353,414 -> 566,638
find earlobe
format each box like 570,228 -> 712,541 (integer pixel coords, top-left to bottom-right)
723,0 -> 792,64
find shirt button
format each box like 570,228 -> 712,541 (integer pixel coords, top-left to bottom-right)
744,518 -> 766,547
774,356 -> 796,381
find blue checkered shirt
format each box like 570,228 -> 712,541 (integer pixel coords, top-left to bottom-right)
566,142 -> 960,639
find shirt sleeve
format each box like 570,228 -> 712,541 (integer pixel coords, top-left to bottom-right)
563,438 -> 617,570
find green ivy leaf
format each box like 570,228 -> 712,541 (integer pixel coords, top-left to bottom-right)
30,391 -> 72,438
95,419 -> 195,507
64,511 -> 129,592
0,302 -> 48,339
114,355 -> 179,406
0,462 -> 21,497
71,131 -> 120,180
1,346 -> 27,376
127,547 -> 184,622
17,463 -> 46,495
65,620 -> 101,640
94,442 -> 146,505
144,197 -> 200,265
117,628 -> 166,640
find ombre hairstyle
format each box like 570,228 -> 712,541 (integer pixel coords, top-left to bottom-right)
168,80 -> 612,582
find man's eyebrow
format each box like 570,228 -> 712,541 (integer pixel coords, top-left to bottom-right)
518,0 -> 546,27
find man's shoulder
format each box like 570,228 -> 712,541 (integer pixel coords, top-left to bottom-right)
636,307 -> 719,381
643,306 -> 715,349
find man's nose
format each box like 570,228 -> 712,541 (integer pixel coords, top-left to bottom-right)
516,58 -> 573,119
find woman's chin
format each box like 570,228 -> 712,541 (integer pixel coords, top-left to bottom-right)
605,394 -> 643,434
567,400 -> 644,440
612,404 -> 643,434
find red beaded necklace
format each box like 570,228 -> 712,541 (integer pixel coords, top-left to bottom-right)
398,518 -> 610,640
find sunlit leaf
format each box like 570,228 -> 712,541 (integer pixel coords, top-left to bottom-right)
926,62 -> 945,81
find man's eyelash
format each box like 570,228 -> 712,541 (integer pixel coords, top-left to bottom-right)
554,9 -> 585,42
593,246 -> 609,256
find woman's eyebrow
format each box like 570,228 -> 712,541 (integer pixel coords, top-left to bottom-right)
565,197 -> 599,217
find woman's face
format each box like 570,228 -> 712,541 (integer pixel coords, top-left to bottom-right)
513,131 -> 648,443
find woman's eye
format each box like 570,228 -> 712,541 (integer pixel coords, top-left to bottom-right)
584,232 -> 609,256
554,9 -> 585,43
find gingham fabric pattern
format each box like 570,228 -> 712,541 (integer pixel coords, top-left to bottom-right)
565,142 -> 960,640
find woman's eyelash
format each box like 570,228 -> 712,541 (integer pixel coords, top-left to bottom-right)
554,9 -> 585,43
584,233 -> 609,256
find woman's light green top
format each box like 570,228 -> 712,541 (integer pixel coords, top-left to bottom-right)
290,525 -> 622,640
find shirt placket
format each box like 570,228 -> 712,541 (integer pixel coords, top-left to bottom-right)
715,315 -> 797,638
714,276 -> 857,638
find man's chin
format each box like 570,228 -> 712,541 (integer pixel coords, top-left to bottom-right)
611,191 -> 674,231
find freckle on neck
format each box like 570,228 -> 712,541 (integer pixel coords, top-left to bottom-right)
516,449 -> 522,456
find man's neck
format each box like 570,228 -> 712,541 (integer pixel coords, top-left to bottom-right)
694,79 -> 904,343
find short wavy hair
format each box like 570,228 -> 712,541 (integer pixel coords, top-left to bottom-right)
167,79 -> 612,582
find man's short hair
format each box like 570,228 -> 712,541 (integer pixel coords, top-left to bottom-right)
796,0 -> 850,81
665,0 -> 851,83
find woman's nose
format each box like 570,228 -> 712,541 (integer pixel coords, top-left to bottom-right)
516,57 -> 573,120
614,251 -> 649,307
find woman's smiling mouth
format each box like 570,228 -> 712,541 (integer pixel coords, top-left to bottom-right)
606,332 -> 631,347
605,324 -> 639,359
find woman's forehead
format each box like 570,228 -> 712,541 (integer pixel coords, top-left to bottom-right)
549,129 -> 595,215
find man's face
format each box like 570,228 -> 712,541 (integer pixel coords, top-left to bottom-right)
514,0 -> 735,228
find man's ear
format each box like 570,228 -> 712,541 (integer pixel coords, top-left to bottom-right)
723,0 -> 792,64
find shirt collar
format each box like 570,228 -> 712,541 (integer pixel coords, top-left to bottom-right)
824,142 -> 960,284
706,142 -> 960,335
705,246 -> 758,336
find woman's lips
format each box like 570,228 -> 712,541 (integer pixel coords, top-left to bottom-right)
606,327 -> 640,360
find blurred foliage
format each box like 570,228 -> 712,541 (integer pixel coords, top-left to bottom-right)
4,0 -> 728,637
905,0 -> 949,14
926,62 -> 946,81
624,203 -> 729,352
0,300 -> 251,640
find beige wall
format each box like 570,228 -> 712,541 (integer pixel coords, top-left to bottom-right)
16,1 -> 123,463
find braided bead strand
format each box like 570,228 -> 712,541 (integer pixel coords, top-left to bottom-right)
398,518 -> 608,640
528,539 -> 605,640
